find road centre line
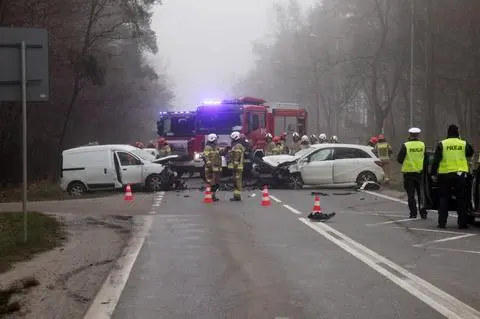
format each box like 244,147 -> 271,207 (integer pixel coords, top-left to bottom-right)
362,190 -> 458,218
366,218 -> 418,226
283,204 -> 303,215
297,217 -> 480,318
269,195 -> 282,203
393,227 -> 473,235
413,234 -> 477,248
429,247 -> 480,255
84,192 -> 165,319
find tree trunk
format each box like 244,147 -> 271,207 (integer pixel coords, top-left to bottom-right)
424,0 -> 436,147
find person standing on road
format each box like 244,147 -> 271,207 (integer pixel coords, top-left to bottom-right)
300,135 -> 310,149
157,138 -> 172,158
265,133 -> 275,156
397,128 -> 427,219
228,131 -> 245,201
375,134 -> 393,182
431,124 -> 474,229
203,133 -> 222,201
290,132 -> 301,154
271,136 -> 284,155
280,132 -> 289,154
318,133 -> 327,143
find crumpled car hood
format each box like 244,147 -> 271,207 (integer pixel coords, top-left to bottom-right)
262,155 -> 296,167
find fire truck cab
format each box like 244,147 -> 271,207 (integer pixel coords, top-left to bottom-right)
156,111 -> 203,177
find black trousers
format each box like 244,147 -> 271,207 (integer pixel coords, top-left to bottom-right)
438,173 -> 468,227
403,173 -> 422,217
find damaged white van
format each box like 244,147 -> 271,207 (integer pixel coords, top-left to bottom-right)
60,144 -> 170,196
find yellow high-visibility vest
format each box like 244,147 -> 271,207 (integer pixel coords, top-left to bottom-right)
401,140 -> 425,173
438,138 -> 468,174
376,142 -> 390,159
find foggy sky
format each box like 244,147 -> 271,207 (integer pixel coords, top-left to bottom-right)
151,0 -> 316,108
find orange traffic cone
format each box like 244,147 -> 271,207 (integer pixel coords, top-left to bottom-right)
261,185 -> 271,206
311,194 -> 321,213
308,193 -> 336,221
124,184 -> 133,201
203,185 -> 213,203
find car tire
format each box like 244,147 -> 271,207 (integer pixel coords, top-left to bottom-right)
67,181 -> 87,196
356,171 -> 378,186
146,173 -> 167,192
288,173 -> 304,190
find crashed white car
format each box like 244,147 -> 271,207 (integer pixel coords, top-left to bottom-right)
254,143 -> 384,189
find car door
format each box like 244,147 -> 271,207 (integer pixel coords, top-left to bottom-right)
299,148 -> 334,185
333,147 -> 370,184
84,150 -> 116,190
115,151 -> 144,185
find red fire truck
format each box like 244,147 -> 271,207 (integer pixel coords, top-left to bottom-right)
156,97 -> 307,176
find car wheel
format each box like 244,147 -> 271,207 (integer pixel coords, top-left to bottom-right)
146,174 -> 166,192
288,173 -> 303,190
356,171 -> 377,186
67,181 -> 87,196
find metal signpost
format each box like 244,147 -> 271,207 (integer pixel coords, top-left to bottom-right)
0,27 -> 49,242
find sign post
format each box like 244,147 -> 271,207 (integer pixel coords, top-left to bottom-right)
0,28 -> 49,242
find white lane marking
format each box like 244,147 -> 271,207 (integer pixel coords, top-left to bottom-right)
269,195 -> 282,203
298,217 -> 480,318
84,191 -> 165,319
283,204 -> 303,215
414,234 -> 477,247
362,190 -> 457,217
429,247 -> 480,255
393,227 -> 473,235
366,218 -> 418,226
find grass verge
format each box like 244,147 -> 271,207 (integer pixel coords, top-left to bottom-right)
0,211 -> 65,273
0,180 -> 116,203
0,276 -> 40,316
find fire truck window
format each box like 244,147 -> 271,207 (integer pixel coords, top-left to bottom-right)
197,112 -> 242,133
252,114 -> 260,131
160,117 -> 195,136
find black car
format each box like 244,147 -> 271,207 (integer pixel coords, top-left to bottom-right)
422,151 -> 480,223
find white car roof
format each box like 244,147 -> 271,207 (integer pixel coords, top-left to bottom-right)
63,144 -> 137,155
310,143 -> 373,152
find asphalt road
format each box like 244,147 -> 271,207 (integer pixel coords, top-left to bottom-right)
110,181 -> 480,319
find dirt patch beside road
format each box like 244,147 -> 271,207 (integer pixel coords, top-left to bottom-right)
0,213 -> 134,318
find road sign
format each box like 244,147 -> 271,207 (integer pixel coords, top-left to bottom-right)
0,27 -> 50,243
0,27 -> 49,102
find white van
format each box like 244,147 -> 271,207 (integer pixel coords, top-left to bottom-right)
60,144 -> 168,196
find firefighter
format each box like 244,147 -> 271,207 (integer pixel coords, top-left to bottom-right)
228,131 -> 245,201
319,133 -> 328,143
265,133 -> 275,156
272,136 -> 284,155
310,134 -> 318,144
239,133 -> 252,179
431,124 -> 474,229
368,136 -> 378,148
290,132 -> 301,154
397,128 -> 426,219
330,135 -> 339,143
203,133 -> 222,201
135,141 -> 145,149
375,134 -> 393,182
157,137 -> 172,158
300,135 -> 310,149
280,132 -> 289,154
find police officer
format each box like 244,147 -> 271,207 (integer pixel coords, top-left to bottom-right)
431,124 -> 474,229
228,131 -> 245,201
265,133 -> 275,156
300,135 -> 310,149
375,134 -> 393,182
157,138 -> 172,158
203,133 -> 222,201
397,128 -> 426,219
290,132 -> 301,154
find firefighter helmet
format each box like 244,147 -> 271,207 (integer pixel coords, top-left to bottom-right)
230,131 -> 241,141
207,133 -> 218,142
158,137 -> 166,146
319,133 -> 327,140
301,135 -> 309,142
135,141 -> 145,148
273,136 -> 281,143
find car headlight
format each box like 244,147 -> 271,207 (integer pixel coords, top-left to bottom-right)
194,152 -> 201,160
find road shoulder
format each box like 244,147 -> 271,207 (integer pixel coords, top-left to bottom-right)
0,212 -> 133,318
